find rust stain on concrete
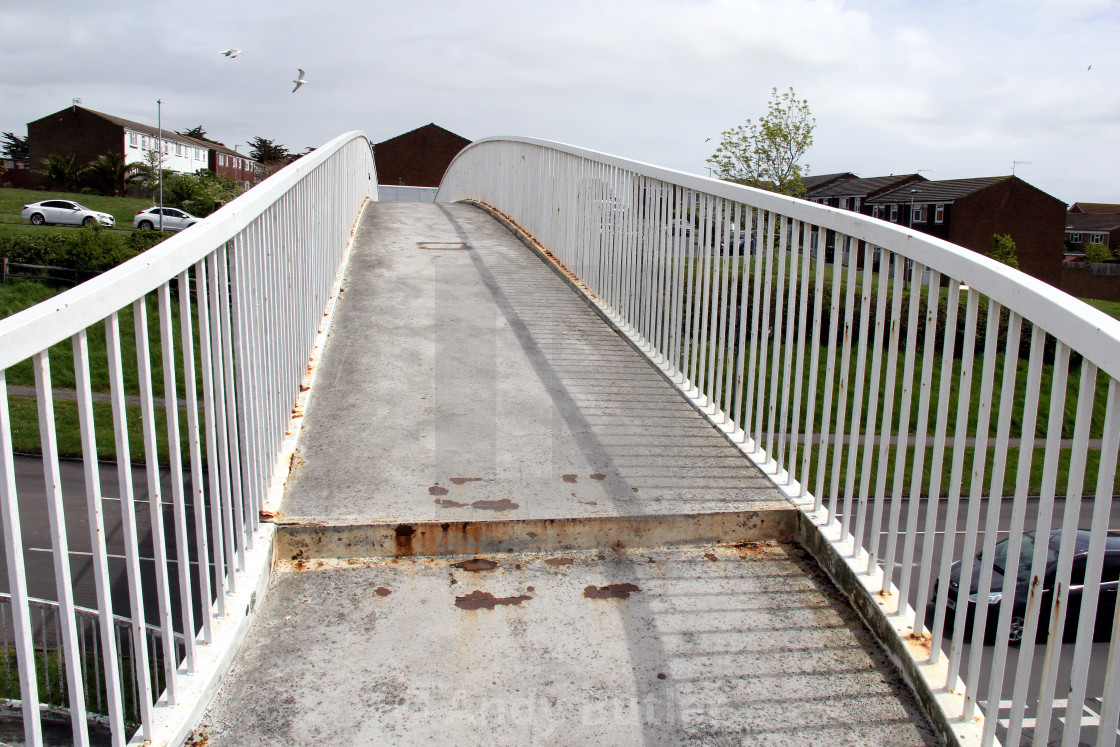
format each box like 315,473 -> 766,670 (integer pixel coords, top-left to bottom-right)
562,474 -> 578,483
584,583 -> 641,600
455,590 -> 532,610
428,485 -> 449,496
451,558 -> 499,572
374,587 -> 392,597
449,477 -> 485,485
545,557 -> 574,566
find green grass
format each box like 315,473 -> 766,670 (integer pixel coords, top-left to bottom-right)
0,186 -> 152,227
1082,298 -> 1120,321
3,279 -> 207,465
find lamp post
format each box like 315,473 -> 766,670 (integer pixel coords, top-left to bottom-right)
157,99 -> 164,231
908,188 -> 917,229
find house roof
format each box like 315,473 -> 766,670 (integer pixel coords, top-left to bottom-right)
1066,213 -> 1120,231
1069,202 -> 1120,215
40,106 -> 249,160
374,123 -> 470,149
866,176 -> 1011,204
809,174 -> 926,200
802,172 -> 857,193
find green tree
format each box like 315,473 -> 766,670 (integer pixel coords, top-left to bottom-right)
178,126 -> 224,146
38,153 -> 87,191
86,152 -> 140,197
1085,242 -> 1115,263
247,136 -> 291,165
707,87 -> 816,197
989,233 -> 1019,269
164,170 -> 244,217
1,131 -> 28,162
131,147 -> 165,199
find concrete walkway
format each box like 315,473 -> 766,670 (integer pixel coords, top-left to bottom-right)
196,203 -> 938,745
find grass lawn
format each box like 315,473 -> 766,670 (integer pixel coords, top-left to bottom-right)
0,186 -> 153,227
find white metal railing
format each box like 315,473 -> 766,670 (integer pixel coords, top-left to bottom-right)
0,131 -> 374,745
438,137 -> 1120,747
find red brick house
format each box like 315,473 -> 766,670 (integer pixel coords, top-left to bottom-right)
1066,213 -> 1120,255
865,176 -> 1067,285
372,124 -> 470,188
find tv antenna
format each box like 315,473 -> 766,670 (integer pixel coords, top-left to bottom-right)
1012,161 -> 1032,175
71,97 -> 81,112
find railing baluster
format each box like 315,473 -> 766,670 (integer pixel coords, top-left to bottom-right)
33,350 -> 89,744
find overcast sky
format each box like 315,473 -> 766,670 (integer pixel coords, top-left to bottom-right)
2,0 -> 1117,203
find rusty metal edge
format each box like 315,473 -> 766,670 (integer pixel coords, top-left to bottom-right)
797,512 -> 981,747
273,510 -> 798,564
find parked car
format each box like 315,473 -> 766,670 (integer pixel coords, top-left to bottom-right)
20,200 -> 115,227
134,207 -> 199,232
928,529 -> 1120,645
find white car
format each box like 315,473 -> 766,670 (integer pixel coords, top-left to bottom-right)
20,199 -> 115,227
133,207 -> 199,232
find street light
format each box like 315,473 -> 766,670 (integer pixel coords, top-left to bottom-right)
908,188 -> 918,229
157,99 -> 164,231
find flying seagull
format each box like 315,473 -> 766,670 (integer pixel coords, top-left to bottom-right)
219,48 -> 242,58
292,69 -> 307,93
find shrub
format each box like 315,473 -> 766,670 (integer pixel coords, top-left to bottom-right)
1085,243 -> 1115,263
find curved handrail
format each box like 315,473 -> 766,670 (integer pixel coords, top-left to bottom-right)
439,136 -> 1120,381
0,130 -> 375,371
439,137 -> 1120,747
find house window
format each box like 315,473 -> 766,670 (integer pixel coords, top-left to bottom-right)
889,205 -> 898,222
872,206 -> 880,219
934,204 -> 945,223
853,197 -> 861,212
1091,234 -> 1106,244
912,205 -> 925,223
175,143 -> 182,156
129,133 -> 138,147
1069,233 -> 1083,243
839,197 -> 849,210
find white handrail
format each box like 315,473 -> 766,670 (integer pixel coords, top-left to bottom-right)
0,130 -> 375,745
439,137 -> 1120,747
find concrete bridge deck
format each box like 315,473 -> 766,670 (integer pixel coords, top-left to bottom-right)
195,203 -> 938,745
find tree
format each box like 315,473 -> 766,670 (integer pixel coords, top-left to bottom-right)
163,170 -> 244,217
87,152 -> 141,196
1,131 -> 28,163
1085,242 -> 1115,263
989,234 -> 1019,269
247,136 -> 291,165
38,153 -> 86,191
178,126 -> 224,146
132,147 -> 166,199
707,87 -> 816,197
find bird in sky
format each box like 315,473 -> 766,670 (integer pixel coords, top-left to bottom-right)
292,69 -> 307,93
219,48 -> 242,58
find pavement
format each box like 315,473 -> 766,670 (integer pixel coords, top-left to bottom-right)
196,202 -> 939,745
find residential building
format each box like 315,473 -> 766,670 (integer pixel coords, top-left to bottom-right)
27,104 -> 257,189
806,174 -> 927,215
1065,213 -> 1120,255
800,172 -> 857,194
865,176 -> 1067,285
372,123 -> 470,188
1069,202 -> 1120,215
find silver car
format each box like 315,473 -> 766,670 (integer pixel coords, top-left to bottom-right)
133,207 -> 199,232
20,199 -> 116,227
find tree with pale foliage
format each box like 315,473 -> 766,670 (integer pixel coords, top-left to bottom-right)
989,233 -> 1019,269
707,87 -> 816,197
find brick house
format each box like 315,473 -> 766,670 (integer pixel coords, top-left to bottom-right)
807,174 -> 927,215
27,105 -> 256,189
372,124 -> 470,188
800,172 -> 857,194
1066,213 -> 1120,255
865,176 -> 1067,285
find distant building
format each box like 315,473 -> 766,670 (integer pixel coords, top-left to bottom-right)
26,104 -> 257,189
807,174 -> 927,215
372,124 -> 470,189
800,172 -> 857,194
1066,213 -> 1120,255
865,176 -> 1067,285
1069,202 -> 1120,215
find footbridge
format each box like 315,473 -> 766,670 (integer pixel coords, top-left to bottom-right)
1,132 -> 1119,746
